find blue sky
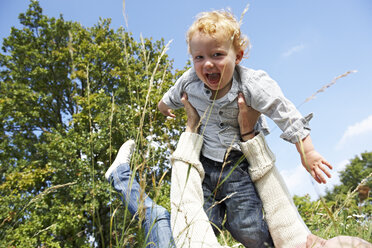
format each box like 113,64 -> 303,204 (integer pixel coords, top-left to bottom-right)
1,0 -> 372,199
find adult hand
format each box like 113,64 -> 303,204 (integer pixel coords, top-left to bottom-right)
301,233 -> 372,248
237,92 -> 261,141
181,93 -> 200,133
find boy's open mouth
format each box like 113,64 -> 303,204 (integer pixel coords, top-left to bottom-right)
206,73 -> 221,86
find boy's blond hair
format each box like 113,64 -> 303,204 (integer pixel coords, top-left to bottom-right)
187,10 -> 250,54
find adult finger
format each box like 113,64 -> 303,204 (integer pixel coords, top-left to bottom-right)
181,93 -> 200,121
181,93 -> 195,113
306,234 -> 326,248
181,92 -> 188,103
237,92 -> 247,108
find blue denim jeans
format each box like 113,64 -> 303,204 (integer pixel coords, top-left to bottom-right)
201,151 -> 273,248
108,163 -> 175,248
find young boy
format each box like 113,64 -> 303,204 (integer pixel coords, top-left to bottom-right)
158,10 -> 332,248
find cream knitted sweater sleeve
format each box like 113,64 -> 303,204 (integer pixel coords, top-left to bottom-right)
170,131 -> 310,248
239,132 -> 310,248
170,132 -> 226,248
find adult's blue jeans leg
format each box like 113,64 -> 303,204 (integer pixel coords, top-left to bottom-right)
108,163 -> 175,248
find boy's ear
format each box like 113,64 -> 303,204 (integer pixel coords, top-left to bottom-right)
235,50 -> 244,64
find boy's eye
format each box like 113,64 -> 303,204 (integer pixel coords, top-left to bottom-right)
194,55 -> 203,60
213,53 -> 223,57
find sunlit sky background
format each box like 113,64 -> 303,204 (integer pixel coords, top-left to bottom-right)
1,0 -> 372,199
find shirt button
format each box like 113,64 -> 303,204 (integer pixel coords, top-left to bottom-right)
206,90 -> 210,94
219,111 -> 223,115
219,122 -> 225,128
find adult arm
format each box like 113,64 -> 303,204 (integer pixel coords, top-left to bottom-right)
170,93 -> 226,248
237,93 -> 310,248
171,94 -> 310,248
239,132 -> 310,248
171,93 -> 309,248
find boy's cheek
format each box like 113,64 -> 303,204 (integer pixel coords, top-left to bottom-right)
195,73 -> 205,83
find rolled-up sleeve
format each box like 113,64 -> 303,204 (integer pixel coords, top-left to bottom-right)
162,68 -> 194,109
244,69 -> 312,143
279,113 -> 312,143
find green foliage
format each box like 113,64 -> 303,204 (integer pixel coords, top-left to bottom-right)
1,1 -> 370,247
294,151 -> 372,243
325,151 -> 372,202
0,1 -> 186,247
294,194 -> 371,242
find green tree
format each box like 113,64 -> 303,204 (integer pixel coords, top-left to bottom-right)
325,151 -> 372,202
0,1 -> 186,247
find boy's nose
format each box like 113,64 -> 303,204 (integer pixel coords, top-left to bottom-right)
204,60 -> 214,69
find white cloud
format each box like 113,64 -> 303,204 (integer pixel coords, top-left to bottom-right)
280,159 -> 349,200
336,115 -> 372,149
280,165 -> 317,198
282,44 -> 305,57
